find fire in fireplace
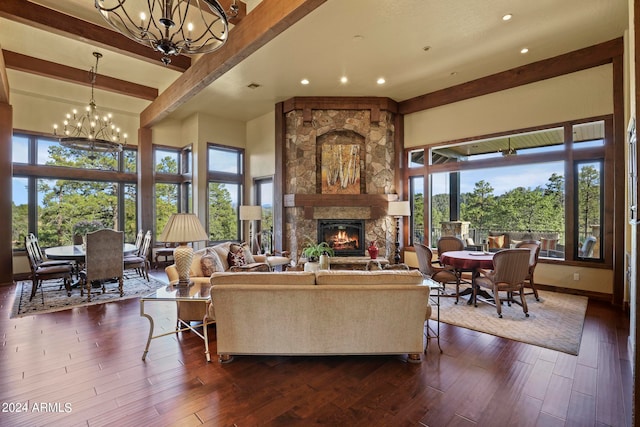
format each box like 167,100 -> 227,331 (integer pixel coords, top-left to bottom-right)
317,220 -> 365,257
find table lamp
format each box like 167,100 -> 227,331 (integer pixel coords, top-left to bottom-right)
158,213 -> 209,286
239,205 -> 262,253
388,201 -> 411,264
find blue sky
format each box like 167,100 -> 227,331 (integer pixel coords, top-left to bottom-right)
432,161 -> 564,196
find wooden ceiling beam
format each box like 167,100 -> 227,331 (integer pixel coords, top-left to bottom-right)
0,49 -> 10,104
0,0 -> 191,72
218,0 -> 248,25
399,38 -> 624,115
141,0 -> 328,128
3,50 -> 158,101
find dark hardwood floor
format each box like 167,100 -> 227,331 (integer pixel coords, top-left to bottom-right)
0,272 -> 632,426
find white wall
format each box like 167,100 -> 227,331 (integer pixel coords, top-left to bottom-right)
246,110 -> 276,194
404,65 -> 613,148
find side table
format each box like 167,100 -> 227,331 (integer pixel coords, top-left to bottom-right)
140,282 -> 214,362
424,278 -> 443,353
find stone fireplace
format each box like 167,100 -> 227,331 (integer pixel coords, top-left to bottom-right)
281,97 -> 401,262
318,219 -> 365,257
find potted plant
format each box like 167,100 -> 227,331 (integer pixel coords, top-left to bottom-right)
301,238 -> 334,262
301,239 -> 334,271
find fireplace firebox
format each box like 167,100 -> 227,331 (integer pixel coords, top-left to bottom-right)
317,220 -> 365,257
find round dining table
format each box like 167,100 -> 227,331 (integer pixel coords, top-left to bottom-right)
439,250 -> 495,304
45,243 -> 138,262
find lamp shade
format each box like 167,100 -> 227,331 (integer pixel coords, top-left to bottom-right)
388,201 -> 411,217
158,213 -> 209,243
239,205 -> 262,221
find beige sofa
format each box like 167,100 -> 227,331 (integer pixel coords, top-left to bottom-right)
210,269 -> 431,363
165,241 -> 270,286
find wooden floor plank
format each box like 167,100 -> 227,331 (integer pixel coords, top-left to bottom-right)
0,275 -> 632,426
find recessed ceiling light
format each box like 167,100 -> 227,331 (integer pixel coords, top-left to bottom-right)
423,45 -> 431,52
376,77 -> 386,85
450,71 -> 458,76
247,82 -> 261,89
301,78 -> 310,85
520,47 -> 529,54
340,76 -> 348,84
502,13 -> 513,21
353,35 -> 364,41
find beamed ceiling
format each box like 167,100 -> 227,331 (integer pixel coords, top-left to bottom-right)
0,0 -> 629,131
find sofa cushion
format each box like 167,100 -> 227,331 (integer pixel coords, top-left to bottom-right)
211,241 -> 233,271
227,246 -> 247,267
211,271 -> 316,286
201,248 -> 224,277
230,242 -> 255,264
315,270 -> 423,286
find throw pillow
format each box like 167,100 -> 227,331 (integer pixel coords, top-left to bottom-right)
230,242 -> 255,264
488,235 -> 505,249
227,247 -> 247,267
201,249 -> 223,277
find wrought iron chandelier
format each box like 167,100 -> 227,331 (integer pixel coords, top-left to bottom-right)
53,52 -> 127,157
95,0 -> 236,65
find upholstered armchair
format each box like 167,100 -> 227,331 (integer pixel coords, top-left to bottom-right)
474,248 -> 531,318
415,243 -> 463,303
515,240 -> 541,301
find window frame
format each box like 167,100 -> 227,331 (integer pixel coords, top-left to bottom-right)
206,143 -> 245,243
12,131 -> 139,250
404,115 -> 612,268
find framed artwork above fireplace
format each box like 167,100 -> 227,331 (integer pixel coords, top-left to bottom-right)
321,144 -> 361,195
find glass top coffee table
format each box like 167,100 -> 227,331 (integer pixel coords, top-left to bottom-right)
140,282 -> 214,362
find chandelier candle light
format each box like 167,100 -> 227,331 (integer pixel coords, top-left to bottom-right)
53,52 -> 127,157
95,0 -> 236,65
158,213 -> 209,286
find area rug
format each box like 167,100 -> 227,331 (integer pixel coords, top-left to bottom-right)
431,290 -> 588,355
11,275 -> 167,318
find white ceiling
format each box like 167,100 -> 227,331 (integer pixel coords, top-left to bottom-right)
0,0 -> 630,125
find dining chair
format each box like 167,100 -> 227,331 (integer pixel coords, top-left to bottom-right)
80,229 -> 124,302
436,236 -> 469,286
578,236 -> 597,258
415,242 -> 463,303
24,234 -> 73,301
124,230 -> 152,281
515,240 -> 541,301
473,248 -> 531,318
27,233 -> 73,268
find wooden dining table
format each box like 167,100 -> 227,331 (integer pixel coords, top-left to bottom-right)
45,243 -> 138,262
439,250 -> 495,304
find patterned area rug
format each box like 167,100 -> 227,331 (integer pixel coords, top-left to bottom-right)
431,289 -> 588,355
11,274 -> 167,318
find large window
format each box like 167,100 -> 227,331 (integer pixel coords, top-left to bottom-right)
153,145 -> 192,236
255,177 -> 274,253
406,117 -> 609,264
12,133 -> 138,249
207,144 -> 244,242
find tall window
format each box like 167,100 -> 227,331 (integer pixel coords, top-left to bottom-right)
255,177 -> 274,253
207,144 -> 244,242
406,117 -> 609,264
12,133 -> 138,248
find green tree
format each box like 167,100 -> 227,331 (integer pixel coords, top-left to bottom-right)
461,180 -> 495,232
577,164 -> 600,240
412,192 -> 425,244
208,183 -> 236,241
